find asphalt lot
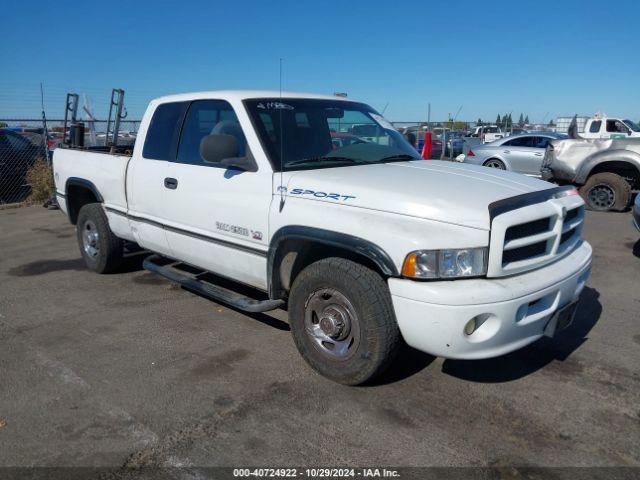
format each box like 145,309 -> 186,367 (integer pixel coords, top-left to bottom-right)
0,206 -> 639,476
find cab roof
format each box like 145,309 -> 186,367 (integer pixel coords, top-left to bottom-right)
152,90 -> 353,104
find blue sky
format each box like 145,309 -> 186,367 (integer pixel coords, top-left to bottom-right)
1,0 -> 639,122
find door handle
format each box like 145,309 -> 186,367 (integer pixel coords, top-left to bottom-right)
534,152 -> 543,156
164,177 -> 178,189
503,150 -> 510,154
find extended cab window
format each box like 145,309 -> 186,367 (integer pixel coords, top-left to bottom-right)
142,102 -> 189,160
177,100 -> 247,166
589,120 -> 601,133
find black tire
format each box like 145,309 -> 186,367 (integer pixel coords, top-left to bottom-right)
288,257 -> 400,385
483,158 -> 506,170
76,203 -> 123,273
579,172 -> 631,212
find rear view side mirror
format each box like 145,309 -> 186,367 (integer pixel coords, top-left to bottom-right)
200,134 -> 239,163
199,134 -> 257,172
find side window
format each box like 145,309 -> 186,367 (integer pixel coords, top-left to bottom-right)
142,102 -> 189,160
607,120 -> 628,133
504,137 -> 532,147
589,120 -> 601,133
177,100 -> 247,166
533,137 -> 550,148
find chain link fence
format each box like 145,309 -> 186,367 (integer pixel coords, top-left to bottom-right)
0,119 -> 140,205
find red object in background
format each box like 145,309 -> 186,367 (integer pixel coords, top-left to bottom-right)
421,132 -> 432,159
466,149 -> 475,156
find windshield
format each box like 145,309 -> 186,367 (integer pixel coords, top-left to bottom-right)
244,98 -> 421,171
623,119 -> 640,132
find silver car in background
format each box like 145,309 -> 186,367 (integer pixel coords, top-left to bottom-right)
463,132 -> 567,177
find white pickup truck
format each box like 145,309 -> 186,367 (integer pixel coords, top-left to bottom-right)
53,91 -> 592,385
581,116 -> 640,139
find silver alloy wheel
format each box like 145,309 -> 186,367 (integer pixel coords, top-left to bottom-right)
82,219 -> 100,258
304,288 -> 360,360
484,159 -> 505,169
587,183 -> 616,210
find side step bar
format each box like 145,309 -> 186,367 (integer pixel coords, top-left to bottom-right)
143,254 -> 285,313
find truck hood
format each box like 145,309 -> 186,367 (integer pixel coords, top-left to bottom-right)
285,160 -> 554,230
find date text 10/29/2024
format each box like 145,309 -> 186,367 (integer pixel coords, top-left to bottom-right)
233,468 -> 400,478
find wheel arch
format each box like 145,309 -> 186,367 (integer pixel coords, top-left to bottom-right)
65,177 -> 103,224
576,150 -> 640,187
267,226 -> 398,299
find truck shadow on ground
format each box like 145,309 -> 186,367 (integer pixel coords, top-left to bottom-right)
440,286 -> 602,383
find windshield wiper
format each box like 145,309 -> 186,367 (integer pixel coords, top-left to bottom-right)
287,156 -> 357,167
379,154 -> 417,163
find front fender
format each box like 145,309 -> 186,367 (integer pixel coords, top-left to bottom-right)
267,225 -> 398,298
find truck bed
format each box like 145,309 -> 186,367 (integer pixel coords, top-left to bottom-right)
53,147 -> 131,214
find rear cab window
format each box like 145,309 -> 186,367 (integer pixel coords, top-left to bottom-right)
142,102 -> 189,160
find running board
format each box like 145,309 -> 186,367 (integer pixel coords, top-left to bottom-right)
143,254 -> 284,313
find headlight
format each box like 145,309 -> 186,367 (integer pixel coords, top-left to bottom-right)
402,248 -> 488,279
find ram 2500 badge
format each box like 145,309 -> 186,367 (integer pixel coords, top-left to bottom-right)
53,91 -> 592,385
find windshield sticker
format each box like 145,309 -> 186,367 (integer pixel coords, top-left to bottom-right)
369,113 -> 395,131
257,102 -> 294,110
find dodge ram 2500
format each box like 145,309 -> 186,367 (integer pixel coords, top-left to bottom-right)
53,91 -> 592,385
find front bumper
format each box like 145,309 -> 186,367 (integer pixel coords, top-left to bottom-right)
388,241 -> 592,359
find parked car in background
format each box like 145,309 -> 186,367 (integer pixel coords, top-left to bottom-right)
401,126 -> 443,158
542,137 -> 640,211
463,132 -> 567,177
446,130 -> 466,156
470,125 -> 504,143
0,129 -> 48,203
581,116 -> 640,139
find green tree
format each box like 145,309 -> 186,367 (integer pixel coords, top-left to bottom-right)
496,114 -> 501,125
518,113 -> 524,126
476,118 -> 483,126
524,115 -> 529,124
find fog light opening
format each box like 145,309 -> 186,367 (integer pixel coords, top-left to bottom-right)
464,314 -> 489,336
464,318 -> 477,336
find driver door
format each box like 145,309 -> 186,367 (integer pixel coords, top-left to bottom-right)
162,99 -> 273,290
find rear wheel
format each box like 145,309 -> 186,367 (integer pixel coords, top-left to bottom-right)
579,172 -> 631,212
288,257 -> 400,385
76,203 -> 123,273
483,158 -> 506,170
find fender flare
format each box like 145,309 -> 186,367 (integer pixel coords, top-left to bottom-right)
267,225 -> 399,299
575,149 -> 640,184
64,177 -> 104,223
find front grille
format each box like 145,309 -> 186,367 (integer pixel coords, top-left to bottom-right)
505,217 -> 551,242
560,227 -> 577,244
502,241 -> 547,264
565,207 -> 580,223
490,200 -> 585,276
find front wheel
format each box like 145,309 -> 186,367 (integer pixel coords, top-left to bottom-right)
76,203 -> 123,273
288,257 -> 401,385
483,158 -> 506,170
579,172 -> 631,212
